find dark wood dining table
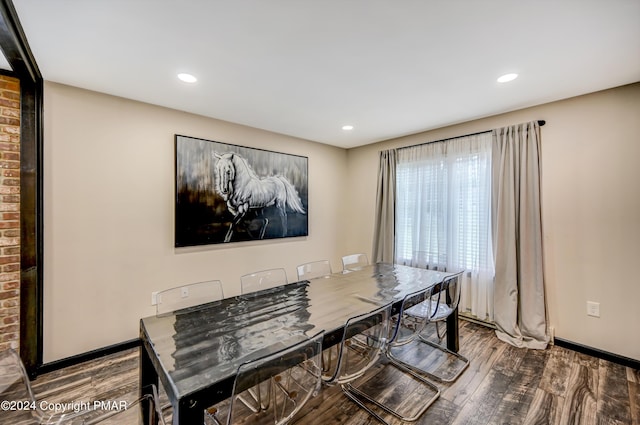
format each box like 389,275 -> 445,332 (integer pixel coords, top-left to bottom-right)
139,263 -> 459,425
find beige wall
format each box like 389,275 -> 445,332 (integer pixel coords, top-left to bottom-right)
344,82 -> 640,361
43,82 -> 349,362
44,81 -> 640,363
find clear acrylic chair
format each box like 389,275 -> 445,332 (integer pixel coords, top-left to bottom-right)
155,279 -> 224,316
342,289 -> 440,423
318,304 -> 393,424
322,305 -> 391,384
240,268 -> 288,294
389,271 -> 470,383
296,260 -> 331,281
341,253 -> 369,272
0,348 -> 90,424
206,331 -> 324,425
154,280 -> 225,420
405,251 -> 450,340
237,269 -> 290,416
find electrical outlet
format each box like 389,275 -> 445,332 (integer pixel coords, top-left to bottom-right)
586,301 -> 600,317
181,286 -> 189,298
151,291 -> 159,306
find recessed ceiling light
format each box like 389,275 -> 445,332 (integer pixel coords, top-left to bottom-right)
177,73 -> 197,83
342,125 -> 354,131
497,73 -> 518,83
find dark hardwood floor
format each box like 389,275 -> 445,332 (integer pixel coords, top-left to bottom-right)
30,320 -> 640,424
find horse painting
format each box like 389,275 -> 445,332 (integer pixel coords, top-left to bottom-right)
214,152 -> 306,243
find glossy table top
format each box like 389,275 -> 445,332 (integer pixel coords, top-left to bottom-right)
140,263 -> 450,403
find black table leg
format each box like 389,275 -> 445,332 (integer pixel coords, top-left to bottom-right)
446,307 -> 459,353
140,339 -> 158,424
140,345 -> 158,395
176,397 -> 204,425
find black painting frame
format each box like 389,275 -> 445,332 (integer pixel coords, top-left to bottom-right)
175,135 -> 309,247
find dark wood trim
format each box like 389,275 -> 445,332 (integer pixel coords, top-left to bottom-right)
0,67 -> 16,77
38,339 -> 141,375
555,338 -> 640,370
0,0 -> 44,378
0,0 -> 41,82
18,77 -> 43,378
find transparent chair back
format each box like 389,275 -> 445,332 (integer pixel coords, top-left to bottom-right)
341,253 -> 368,272
391,287 -> 432,347
241,268 -> 288,295
425,271 -> 464,323
156,280 -> 224,316
296,260 -> 331,281
323,304 -> 391,385
211,331 -> 324,425
402,271 -> 464,325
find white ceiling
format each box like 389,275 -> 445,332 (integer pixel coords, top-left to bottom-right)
11,0 -> 640,148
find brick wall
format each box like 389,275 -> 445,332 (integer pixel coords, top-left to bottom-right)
0,75 -> 20,352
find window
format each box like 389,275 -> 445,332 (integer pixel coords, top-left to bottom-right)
395,133 -> 495,322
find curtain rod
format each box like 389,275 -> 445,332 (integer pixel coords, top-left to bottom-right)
399,120 -> 546,150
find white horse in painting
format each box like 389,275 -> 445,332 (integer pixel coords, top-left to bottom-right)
213,152 -> 306,242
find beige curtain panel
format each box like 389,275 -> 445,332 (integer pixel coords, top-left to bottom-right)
492,121 -> 549,349
372,149 -> 397,263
